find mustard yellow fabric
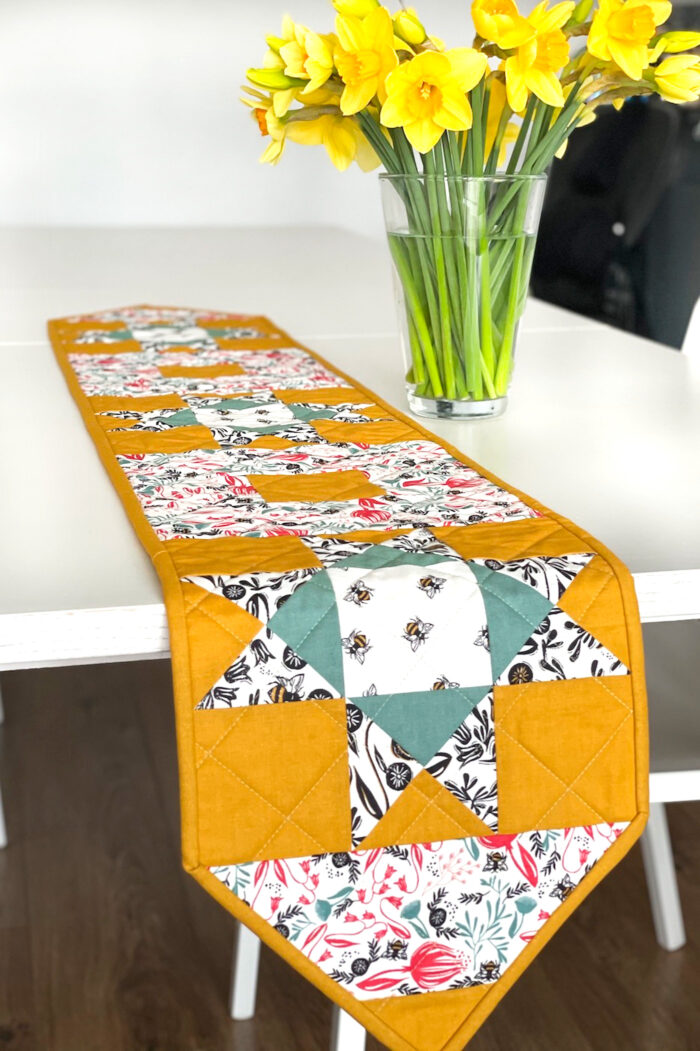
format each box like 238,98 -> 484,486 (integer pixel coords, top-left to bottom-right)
48,307 -> 648,1051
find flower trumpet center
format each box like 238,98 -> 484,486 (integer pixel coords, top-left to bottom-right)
533,31 -> 569,72
608,4 -> 656,44
409,78 -> 443,117
254,108 -> 269,136
337,48 -> 381,84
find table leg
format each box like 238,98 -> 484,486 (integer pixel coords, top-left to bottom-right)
331,1006 -> 366,1051
229,922 -> 261,1020
640,802 -> 686,951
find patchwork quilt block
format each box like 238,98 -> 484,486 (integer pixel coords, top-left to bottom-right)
49,305 -> 648,1051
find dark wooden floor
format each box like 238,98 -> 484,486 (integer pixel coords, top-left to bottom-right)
0,661 -> 698,1051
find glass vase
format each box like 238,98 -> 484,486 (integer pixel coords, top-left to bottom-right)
380,172 -> 547,419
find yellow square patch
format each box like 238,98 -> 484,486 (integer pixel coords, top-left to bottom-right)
495,676 -> 636,832
194,699 -> 351,863
248,469 -> 384,504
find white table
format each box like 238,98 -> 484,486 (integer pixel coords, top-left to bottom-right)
0,225 -> 698,954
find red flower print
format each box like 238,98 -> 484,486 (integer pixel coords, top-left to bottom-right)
357,889 -> 368,903
270,896 -> 282,912
301,860 -> 311,875
319,950 -> 332,963
344,913 -> 359,923
356,942 -> 466,994
384,865 -> 396,879
386,896 -> 403,909
396,876 -> 408,892
311,874 -> 320,887
299,895 -> 311,905
409,943 -> 467,989
538,910 -> 551,921
362,911 -> 375,922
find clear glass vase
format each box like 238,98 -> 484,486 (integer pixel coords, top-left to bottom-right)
380,172 -> 547,419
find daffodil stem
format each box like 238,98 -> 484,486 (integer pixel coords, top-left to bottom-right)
424,150 -> 457,398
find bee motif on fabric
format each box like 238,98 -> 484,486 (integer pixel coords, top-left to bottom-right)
342,630 -> 371,664
267,674 -> 304,703
474,626 -> 490,650
476,960 -> 501,982
344,579 -> 373,606
484,851 -> 508,872
417,574 -> 446,599
432,674 -> 460,690
551,875 -> 575,901
403,617 -> 434,652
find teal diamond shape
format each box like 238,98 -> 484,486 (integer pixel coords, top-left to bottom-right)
468,562 -> 554,680
268,570 -> 344,693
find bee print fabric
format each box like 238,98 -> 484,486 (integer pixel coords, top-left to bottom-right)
50,306 -> 648,1051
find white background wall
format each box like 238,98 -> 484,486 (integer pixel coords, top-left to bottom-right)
0,0 -> 495,238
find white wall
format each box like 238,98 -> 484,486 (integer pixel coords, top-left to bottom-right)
0,0 -> 487,237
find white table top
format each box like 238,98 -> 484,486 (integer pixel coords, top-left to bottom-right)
1,225 -> 699,671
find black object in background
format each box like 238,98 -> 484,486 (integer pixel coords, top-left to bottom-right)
532,95 -> 700,348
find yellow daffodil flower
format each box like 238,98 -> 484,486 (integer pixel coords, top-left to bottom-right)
588,0 -> 672,81
505,1 -> 574,111
334,6 -> 398,114
287,112 -> 380,170
279,21 -> 335,94
394,8 -> 427,47
485,79 -> 520,164
241,88 -> 287,164
653,53 -> 700,101
380,48 -> 488,153
472,0 -> 535,50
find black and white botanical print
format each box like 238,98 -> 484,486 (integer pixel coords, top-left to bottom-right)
427,693 -> 498,830
470,554 -> 594,603
196,625 -> 340,708
497,607 -> 629,686
346,703 -> 422,845
300,536 -> 373,567
184,569 -> 319,623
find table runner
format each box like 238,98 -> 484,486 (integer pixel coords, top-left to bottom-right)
49,304 -> 648,1051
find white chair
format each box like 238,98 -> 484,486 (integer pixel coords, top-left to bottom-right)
230,921 -> 366,1050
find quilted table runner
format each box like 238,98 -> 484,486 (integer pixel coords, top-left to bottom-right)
49,305 -> 648,1051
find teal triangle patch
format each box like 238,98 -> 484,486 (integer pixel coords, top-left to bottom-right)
268,571 -> 344,692
162,408 -> 199,428
352,686 -> 491,766
469,562 -> 553,680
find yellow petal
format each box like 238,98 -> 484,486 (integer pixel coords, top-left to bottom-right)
446,48 -> 489,92
526,68 -> 565,106
380,92 -> 407,128
335,13 -> 364,52
607,38 -> 648,79
340,77 -> 379,115
323,120 -> 357,170
272,88 -> 295,117
505,57 -> 529,112
530,0 -> 576,32
626,0 -> 672,25
437,88 -> 474,130
405,118 -> 444,153
286,116 -> 327,146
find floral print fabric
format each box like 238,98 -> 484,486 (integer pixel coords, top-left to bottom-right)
211,823 -> 628,999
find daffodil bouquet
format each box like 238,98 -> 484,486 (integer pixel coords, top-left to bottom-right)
244,0 -> 700,416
